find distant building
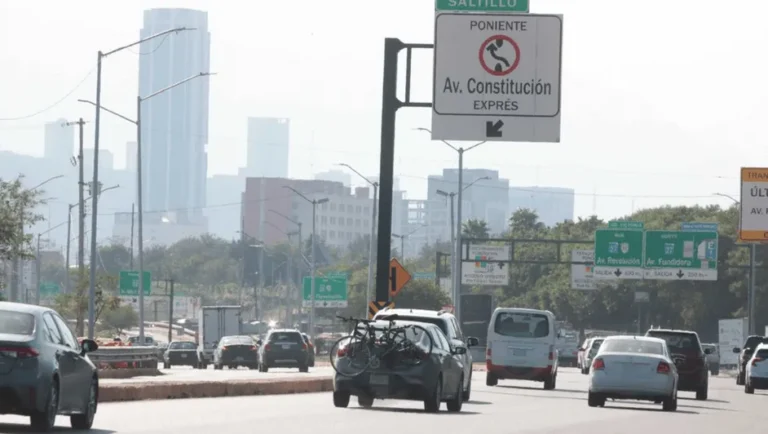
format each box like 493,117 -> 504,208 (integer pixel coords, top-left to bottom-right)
508,186 -> 575,226
246,117 -> 290,178
44,119 -> 74,162
205,174 -> 245,239
125,141 -> 137,171
315,170 -> 351,187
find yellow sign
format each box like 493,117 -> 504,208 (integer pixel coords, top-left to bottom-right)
389,258 -> 412,298
740,167 -> 768,242
368,300 -> 395,319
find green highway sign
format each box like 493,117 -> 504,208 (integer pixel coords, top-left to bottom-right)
413,272 -> 437,280
608,221 -> 644,230
593,229 -> 645,279
302,276 -> 348,308
644,231 -> 718,280
435,0 -> 529,12
119,271 -> 151,296
39,282 -> 60,296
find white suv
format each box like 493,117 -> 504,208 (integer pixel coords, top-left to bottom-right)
373,308 -> 479,400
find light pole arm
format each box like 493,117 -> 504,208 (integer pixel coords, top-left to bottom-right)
283,186 -> 312,204
77,100 -> 136,124
142,72 -> 215,101
103,27 -> 193,57
339,163 -> 377,187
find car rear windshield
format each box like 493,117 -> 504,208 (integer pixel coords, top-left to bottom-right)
600,339 -> 664,355
222,336 -> 253,346
169,342 -> 196,349
744,336 -> 766,350
590,339 -> 604,350
646,332 -> 701,352
377,315 -> 449,336
269,332 -> 302,343
702,344 -> 717,353
494,312 -> 549,338
0,310 -> 35,335
755,349 -> 768,358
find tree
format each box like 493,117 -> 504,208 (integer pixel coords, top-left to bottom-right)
98,244 -> 132,274
0,176 -> 46,262
54,272 -> 120,336
392,280 -> 451,310
101,305 -> 138,335
462,219 -> 490,239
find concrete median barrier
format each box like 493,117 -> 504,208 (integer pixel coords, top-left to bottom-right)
98,377 -> 333,403
98,368 -> 164,379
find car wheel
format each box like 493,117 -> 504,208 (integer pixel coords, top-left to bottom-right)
662,394 -> 677,412
249,364 -> 258,370
711,369 -> 719,376
357,394 -> 374,408
696,384 -> 708,401
30,379 -> 59,432
737,371 -> 745,385
71,379 -> 97,429
745,379 -> 755,394
486,372 -> 498,387
544,373 -> 556,390
299,364 -> 309,373
446,376 -> 464,412
462,373 -> 472,401
587,392 -> 605,408
163,362 -> 170,369
261,363 -> 269,373
424,376 -> 442,413
333,390 -> 350,408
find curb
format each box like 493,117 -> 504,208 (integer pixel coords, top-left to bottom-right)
98,368 -> 163,379
99,377 -> 333,403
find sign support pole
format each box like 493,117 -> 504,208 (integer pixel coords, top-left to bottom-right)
374,38 -> 432,303
749,243 -> 756,335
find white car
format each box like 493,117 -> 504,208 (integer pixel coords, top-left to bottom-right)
744,343 -> 768,394
587,336 -> 678,411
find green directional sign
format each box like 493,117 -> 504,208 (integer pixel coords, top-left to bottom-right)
435,0 -> 529,12
119,271 -> 151,296
39,282 -> 60,296
608,221 -> 644,230
302,276 -> 348,308
644,231 -> 718,281
413,272 -> 437,280
593,229 -> 644,279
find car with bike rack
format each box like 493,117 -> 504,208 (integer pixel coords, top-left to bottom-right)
331,316 -> 467,413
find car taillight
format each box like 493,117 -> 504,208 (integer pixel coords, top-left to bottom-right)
220,346 -> 228,351
250,346 -> 258,351
301,344 -> 307,351
592,358 -> 605,370
753,357 -> 763,367
337,346 -> 348,358
0,347 -> 38,359
657,361 -> 671,374
264,344 -> 271,352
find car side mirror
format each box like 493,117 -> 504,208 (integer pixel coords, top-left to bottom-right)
467,337 -> 479,347
81,339 -> 99,355
733,347 -> 741,354
453,346 -> 467,355
704,348 -> 712,355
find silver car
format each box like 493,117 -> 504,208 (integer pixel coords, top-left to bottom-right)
588,336 -> 678,411
701,343 -> 720,375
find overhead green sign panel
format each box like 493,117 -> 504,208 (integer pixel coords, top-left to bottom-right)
644,231 -> 718,280
435,0 -> 530,12
593,229 -> 645,279
302,276 -> 348,308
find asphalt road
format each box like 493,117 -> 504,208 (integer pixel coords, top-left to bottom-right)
0,368 -> 763,433
102,365 -> 334,384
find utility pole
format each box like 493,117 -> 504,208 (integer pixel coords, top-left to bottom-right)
168,278 -> 175,343
64,119 -> 87,320
130,203 -> 135,269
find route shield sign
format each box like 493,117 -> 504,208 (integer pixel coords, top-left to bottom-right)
644,231 -> 718,280
593,229 -> 644,279
431,13 -> 563,142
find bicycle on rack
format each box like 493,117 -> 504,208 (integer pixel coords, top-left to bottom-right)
330,316 -> 434,377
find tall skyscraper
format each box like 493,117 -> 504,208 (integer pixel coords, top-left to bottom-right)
246,117 -> 289,178
43,118 -> 73,162
139,8 -> 210,223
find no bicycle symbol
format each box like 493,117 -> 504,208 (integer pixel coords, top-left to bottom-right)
479,35 -> 520,76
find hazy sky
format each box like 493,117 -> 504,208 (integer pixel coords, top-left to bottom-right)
0,0 -> 764,220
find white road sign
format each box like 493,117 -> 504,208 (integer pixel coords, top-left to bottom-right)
431,13 -> 563,142
739,168 -> 768,242
571,250 -> 597,290
461,261 -> 509,286
466,244 -> 511,261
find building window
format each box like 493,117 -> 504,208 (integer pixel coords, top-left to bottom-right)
347,205 -> 354,213
330,217 -> 337,225
321,216 -> 327,224
321,203 -> 328,210
346,218 -> 352,225
329,231 -> 336,239
356,205 -> 362,213
322,230 -> 327,238
330,203 -> 336,211
356,219 -> 361,227
364,220 -> 369,227
364,206 -> 370,214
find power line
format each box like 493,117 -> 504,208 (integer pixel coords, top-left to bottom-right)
126,34 -> 171,55
0,67 -> 96,121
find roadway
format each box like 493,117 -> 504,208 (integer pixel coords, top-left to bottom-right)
0,368 -> 761,433
102,365 -> 335,384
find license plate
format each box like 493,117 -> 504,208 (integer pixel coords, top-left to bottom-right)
235,357 -> 244,361
512,349 -> 526,357
281,344 -> 290,350
181,354 -> 187,358
369,374 -> 389,386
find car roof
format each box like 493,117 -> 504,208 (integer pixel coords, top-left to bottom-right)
268,329 -> 301,334
0,302 -> 53,315
493,307 -> 554,316
755,343 -> 768,351
646,328 -> 698,336
603,335 -> 666,345
376,308 -> 452,320
370,319 -> 441,330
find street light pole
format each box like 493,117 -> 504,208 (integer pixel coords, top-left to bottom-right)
284,186 -> 328,340
338,163 -> 378,318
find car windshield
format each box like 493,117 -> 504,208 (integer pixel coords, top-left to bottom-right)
169,342 -> 196,349
647,332 -> 700,352
601,339 -> 664,355
494,312 -> 549,338
702,344 -> 716,353
0,310 -> 35,335
269,332 -> 303,344
744,336 -> 766,351
221,336 -> 253,346
377,315 -> 448,336
755,349 -> 768,359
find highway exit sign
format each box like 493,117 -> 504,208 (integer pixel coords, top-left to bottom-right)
119,271 -> 151,296
302,276 -> 348,308
644,230 -> 718,281
593,229 -> 644,279
435,0 -> 530,12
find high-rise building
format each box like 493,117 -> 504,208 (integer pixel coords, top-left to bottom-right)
125,141 -> 137,171
509,186 -> 575,226
139,8 -> 211,223
246,117 -> 289,178
44,118 -> 74,162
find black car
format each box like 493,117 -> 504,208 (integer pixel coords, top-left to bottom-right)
301,333 -> 316,367
0,302 -> 100,431
213,335 -> 259,370
258,329 -> 309,372
734,335 -> 767,385
163,341 -> 198,368
646,328 -> 710,400
333,320 -> 466,413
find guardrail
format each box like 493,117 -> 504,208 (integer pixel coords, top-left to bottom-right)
144,321 -> 196,336
89,346 -> 159,369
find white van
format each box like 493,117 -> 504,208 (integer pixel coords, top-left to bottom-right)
486,308 -> 559,390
